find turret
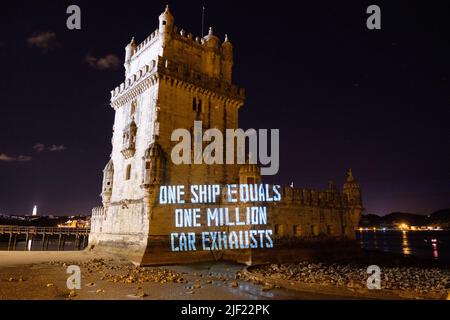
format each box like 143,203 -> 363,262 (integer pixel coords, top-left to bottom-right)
141,141 -> 165,187
221,34 -> 233,83
221,34 -> 233,59
159,5 -> 174,46
239,154 -> 261,184
204,27 -> 220,49
101,159 -> 114,206
124,37 -> 137,75
342,169 -> 362,206
141,142 -> 165,207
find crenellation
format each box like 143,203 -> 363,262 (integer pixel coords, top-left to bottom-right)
277,185 -> 351,209
111,55 -> 244,108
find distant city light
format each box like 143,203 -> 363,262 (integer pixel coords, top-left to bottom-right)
32,205 -> 37,216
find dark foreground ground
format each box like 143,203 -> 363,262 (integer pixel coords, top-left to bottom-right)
0,251 -> 448,300
0,251 -> 360,300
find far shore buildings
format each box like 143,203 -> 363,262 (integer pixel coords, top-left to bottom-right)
89,6 -> 362,265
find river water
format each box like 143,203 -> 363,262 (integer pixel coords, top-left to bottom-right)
356,230 -> 450,262
1,230 -> 449,263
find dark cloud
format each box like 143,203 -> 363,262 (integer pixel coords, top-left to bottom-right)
0,153 -> 32,162
47,144 -> 67,152
33,143 -> 67,152
85,53 -> 121,71
26,31 -> 57,52
33,143 -> 46,153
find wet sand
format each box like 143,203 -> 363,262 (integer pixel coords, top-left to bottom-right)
0,251 -> 354,300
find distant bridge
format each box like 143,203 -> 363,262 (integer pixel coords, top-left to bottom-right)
0,225 -> 90,251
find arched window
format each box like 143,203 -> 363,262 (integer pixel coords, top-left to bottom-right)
125,164 -> 131,180
192,97 -> 197,111
197,99 -> 202,113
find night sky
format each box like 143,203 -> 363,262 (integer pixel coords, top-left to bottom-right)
0,0 -> 449,216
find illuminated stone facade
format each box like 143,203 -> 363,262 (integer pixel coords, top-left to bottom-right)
89,6 -> 362,265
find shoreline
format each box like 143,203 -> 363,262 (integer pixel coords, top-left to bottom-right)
0,250 -> 101,267
241,263 -> 450,300
0,250 -> 449,300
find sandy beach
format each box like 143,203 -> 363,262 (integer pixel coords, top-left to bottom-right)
0,250 -> 352,300
1,250 -> 449,300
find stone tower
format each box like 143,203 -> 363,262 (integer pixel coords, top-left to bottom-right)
343,169 -> 362,206
89,6 -> 245,264
90,6 -> 362,266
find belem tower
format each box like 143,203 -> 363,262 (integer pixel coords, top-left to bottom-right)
89,6 -> 363,265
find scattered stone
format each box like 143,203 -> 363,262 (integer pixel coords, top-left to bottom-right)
68,290 -> 77,298
262,284 -> 273,291
244,262 -> 450,297
231,281 -> 239,288
136,291 -> 148,298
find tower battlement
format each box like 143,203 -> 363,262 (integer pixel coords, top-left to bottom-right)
122,6 -> 235,87
111,55 -> 244,108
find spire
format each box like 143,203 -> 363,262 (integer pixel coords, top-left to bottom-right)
208,27 -> 213,36
224,34 -> 229,42
125,36 -> 137,66
343,168 -> 361,206
347,168 -> 355,182
159,4 -> 174,34
129,36 -> 137,52
161,4 -> 173,18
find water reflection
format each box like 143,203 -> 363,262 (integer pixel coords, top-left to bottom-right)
373,231 -> 378,249
432,239 -> 439,259
401,231 -> 410,255
356,230 -> 448,261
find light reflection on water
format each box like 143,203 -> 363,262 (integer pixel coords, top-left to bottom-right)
357,230 -> 449,261
402,231 -> 411,255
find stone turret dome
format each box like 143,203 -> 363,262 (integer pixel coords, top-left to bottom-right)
221,34 -> 233,57
343,168 -> 359,189
144,141 -> 164,159
103,159 -> 114,172
204,27 -> 220,48
159,5 -> 174,24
